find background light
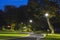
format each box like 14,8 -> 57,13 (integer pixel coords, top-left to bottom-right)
8,26 -> 10,28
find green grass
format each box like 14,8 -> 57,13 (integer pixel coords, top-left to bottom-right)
0,34 -> 29,37
0,33 -> 29,40
0,31 -> 29,37
42,34 -> 60,40
0,31 -> 60,40
46,34 -> 60,38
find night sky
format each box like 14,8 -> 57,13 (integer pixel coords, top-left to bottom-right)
0,0 -> 60,11
0,0 -> 28,10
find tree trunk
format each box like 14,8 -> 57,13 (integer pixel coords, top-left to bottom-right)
47,18 -> 54,34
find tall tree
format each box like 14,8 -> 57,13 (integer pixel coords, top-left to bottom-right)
0,10 -> 5,30
27,0 -> 59,33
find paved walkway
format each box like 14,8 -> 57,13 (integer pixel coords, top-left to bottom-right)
8,32 -> 44,40
7,37 -> 44,40
8,37 -> 36,40
0,32 -> 45,40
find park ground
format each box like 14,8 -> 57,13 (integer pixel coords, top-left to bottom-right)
0,31 -> 60,40
0,34 -> 60,40
41,34 -> 60,40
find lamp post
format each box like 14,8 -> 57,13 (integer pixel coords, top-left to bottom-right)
29,20 -> 33,32
45,13 -> 54,34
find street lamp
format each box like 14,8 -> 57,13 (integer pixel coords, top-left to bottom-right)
29,20 -> 33,23
45,13 -> 54,34
45,13 -> 49,17
29,20 -> 33,31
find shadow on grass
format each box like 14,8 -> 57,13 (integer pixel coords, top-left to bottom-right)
0,35 -> 60,40
0,36 -> 36,40
41,38 -> 60,40
8,37 -> 36,40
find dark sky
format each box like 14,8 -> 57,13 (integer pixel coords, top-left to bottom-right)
0,0 -> 60,11
0,0 -> 28,10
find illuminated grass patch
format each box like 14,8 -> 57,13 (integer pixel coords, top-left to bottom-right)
46,34 -> 60,38
0,34 -> 29,37
42,34 -> 60,40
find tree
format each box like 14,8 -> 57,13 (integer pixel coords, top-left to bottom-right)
4,5 -> 18,30
39,1 -> 58,33
27,0 -> 48,31
27,0 -> 59,33
0,10 -> 6,30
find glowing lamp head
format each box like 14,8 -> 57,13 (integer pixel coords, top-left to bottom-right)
45,13 -> 49,17
29,20 -> 32,23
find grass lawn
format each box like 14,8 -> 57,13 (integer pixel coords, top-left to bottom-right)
0,31 -> 60,40
0,34 -> 29,37
42,34 -> 60,40
0,33 -> 29,40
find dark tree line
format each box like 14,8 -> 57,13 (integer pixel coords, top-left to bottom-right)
0,0 -> 60,33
